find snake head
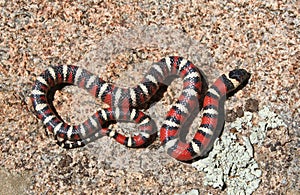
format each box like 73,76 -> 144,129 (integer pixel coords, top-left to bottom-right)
229,69 -> 251,84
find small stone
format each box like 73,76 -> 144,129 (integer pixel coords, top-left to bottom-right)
59,154 -> 73,167
245,98 -> 259,112
226,109 -> 237,122
236,106 -> 244,118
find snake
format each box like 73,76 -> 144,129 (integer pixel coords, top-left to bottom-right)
31,56 -> 250,161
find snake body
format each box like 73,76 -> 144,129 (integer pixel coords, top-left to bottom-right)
31,56 -> 250,161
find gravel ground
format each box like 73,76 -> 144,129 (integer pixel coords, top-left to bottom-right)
0,0 -> 299,194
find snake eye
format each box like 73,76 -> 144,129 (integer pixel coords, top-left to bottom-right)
229,69 -> 251,83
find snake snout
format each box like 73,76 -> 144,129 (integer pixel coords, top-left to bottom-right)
229,69 -> 251,83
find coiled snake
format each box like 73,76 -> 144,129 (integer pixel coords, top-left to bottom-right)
31,56 -> 250,161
